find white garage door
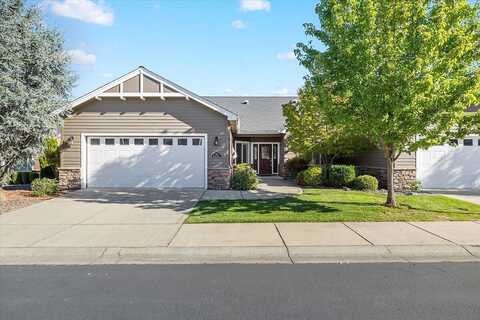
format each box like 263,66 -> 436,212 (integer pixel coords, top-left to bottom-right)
417,136 -> 480,190
86,135 -> 206,188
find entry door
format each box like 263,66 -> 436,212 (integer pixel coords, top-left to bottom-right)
259,144 -> 272,175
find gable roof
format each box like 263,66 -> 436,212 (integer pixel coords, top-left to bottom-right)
206,96 -> 296,135
63,66 -> 238,121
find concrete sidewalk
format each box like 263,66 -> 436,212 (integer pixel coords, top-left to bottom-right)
2,221 -> 480,264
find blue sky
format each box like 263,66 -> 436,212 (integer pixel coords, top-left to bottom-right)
36,0 -> 320,98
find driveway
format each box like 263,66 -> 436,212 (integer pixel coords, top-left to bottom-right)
0,188 -> 204,248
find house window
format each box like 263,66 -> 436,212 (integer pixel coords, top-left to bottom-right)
192,138 -> 202,146
178,138 -> 188,146
90,138 -> 100,145
273,144 -> 278,174
449,139 -> 458,146
148,138 -> 158,145
463,139 -> 473,146
163,138 -> 173,146
120,138 -> 129,145
252,144 -> 258,171
235,142 -> 249,164
134,138 -> 144,145
105,138 -> 115,145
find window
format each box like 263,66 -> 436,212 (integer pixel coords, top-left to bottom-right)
252,144 -> 258,171
273,144 -> 278,174
463,139 -> 473,146
105,138 -> 115,145
163,138 -> 173,145
178,138 -> 188,145
449,139 -> 458,146
90,138 -> 100,145
148,138 -> 158,145
192,138 -> 202,146
120,138 -> 129,145
134,138 -> 144,145
235,142 -> 249,164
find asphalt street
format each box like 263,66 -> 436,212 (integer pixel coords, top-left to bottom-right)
1,263 -> 479,320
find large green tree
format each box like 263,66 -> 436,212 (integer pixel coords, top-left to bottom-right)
283,81 -> 367,165
296,0 -> 480,206
0,0 -> 74,183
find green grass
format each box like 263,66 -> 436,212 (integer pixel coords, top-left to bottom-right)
186,188 -> 480,223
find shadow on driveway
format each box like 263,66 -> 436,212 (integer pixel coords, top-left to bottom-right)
63,188 -> 205,213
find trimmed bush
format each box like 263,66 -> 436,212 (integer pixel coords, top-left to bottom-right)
231,163 -> 259,190
31,178 -> 58,196
296,170 -> 307,186
408,180 -> 422,191
325,165 -> 356,187
351,175 -> 378,191
285,157 -> 309,178
302,166 -> 323,186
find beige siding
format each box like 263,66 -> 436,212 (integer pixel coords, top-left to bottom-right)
61,98 -> 230,169
105,85 -> 120,93
123,75 -> 140,92
352,148 -> 415,170
143,75 -> 160,93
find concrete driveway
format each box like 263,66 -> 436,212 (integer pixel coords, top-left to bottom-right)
0,188 -> 204,248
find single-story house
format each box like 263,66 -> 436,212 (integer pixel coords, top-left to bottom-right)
58,66 -> 479,190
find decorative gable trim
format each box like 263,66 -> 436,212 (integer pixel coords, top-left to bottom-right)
63,66 -> 238,120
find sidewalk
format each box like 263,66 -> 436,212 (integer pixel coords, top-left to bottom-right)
2,221 -> 480,264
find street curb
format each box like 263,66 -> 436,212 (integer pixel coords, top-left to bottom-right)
1,245 -> 479,265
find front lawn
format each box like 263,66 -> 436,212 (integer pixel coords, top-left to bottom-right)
186,189 -> 480,223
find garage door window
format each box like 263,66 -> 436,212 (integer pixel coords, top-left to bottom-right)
463,139 -> 473,146
120,138 -> 129,145
105,138 -> 115,145
163,138 -> 173,145
148,138 -> 158,145
192,138 -> 202,146
90,138 -> 100,145
178,138 -> 188,146
134,138 -> 144,145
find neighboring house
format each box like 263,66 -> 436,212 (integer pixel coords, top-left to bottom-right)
59,66 -> 479,191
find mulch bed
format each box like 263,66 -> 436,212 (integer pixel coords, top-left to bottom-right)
0,189 -> 54,215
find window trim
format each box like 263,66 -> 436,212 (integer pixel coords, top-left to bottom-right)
235,141 -> 250,164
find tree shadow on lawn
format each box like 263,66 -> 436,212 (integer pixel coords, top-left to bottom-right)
193,198 -> 339,216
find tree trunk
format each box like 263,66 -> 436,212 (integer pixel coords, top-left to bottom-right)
385,155 -> 397,207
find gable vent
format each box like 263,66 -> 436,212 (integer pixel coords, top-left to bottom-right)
241,99 -> 249,104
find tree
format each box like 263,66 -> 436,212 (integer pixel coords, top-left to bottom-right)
38,136 -> 60,178
283,81 -> 368,166
0,0 -> 73,183
296,0 -> 480,206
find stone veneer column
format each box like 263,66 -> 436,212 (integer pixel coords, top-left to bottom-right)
208,168 -> 232,189
58,168 -> 81,190
357,167 -> 416,191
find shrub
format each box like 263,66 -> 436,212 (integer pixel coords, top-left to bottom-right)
408,180 -> 422,191
8,171 -> 18,185
296,170 -> 307,186
325,165 -> 356,187
302,166 -> 323,186
231,164 -> 258,190
285,157 -> 309,178
31,178 -> 58,196
40,165 -> 56,179
351,175 -> 378,191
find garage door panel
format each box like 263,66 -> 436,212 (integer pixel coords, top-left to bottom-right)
417,136 -> 480,189
87,136 -> 206,188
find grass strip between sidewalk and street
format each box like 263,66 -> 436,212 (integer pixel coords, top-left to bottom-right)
186,189 -> 480,223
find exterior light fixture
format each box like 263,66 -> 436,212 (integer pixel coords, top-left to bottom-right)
214,136 -> 219,146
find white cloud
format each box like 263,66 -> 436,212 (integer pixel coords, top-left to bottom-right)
47,0 -> 114,26
273,88 -> 289,95
232,20 -> 246,29
224,88 -> 234,94
67,49 -> 96,65
276,51 -> 295,60
240,0 -> 271,12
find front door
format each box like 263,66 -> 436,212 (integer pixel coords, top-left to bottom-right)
259,144 -> 272,175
